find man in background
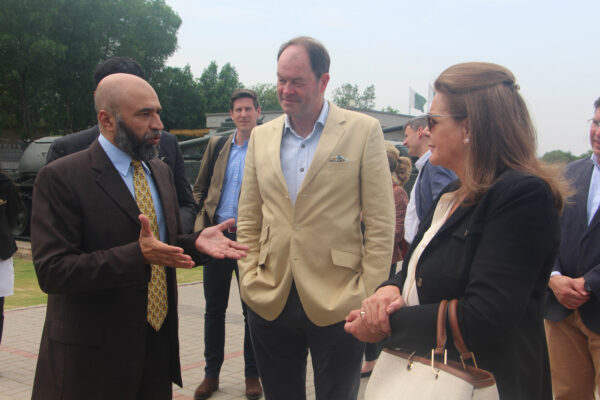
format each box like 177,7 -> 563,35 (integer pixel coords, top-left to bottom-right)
544,97 -> 600,400
191,89 -> 262,400
402,116 -> 456,243
46,56 -> 198,234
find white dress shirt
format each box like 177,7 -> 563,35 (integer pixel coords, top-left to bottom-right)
403,151 -> 431,244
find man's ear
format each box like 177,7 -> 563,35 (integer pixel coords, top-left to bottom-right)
98,110 -> 116,138
318,73 -> 330,94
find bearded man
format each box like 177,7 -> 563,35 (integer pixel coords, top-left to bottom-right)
30,73 -> 247,400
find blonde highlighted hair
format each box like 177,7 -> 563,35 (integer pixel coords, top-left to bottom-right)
385,141 -> 412,186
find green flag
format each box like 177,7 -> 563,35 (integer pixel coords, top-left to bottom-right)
409,88 -> 427,112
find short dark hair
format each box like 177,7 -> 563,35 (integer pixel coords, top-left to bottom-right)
277,36 -> 330,79
594,97 -> 600,110
406,116 -> 427,131
93,57 -> 146,87
230,89 -> 260,111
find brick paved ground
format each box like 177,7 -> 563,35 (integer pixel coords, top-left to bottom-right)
0,280 -> 369,400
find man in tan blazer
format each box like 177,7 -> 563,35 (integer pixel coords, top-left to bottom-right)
237,36 -> 395,399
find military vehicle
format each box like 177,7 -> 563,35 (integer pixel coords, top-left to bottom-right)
11,136 -> 62,237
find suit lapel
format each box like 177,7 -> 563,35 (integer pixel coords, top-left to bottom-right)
299,104 -> 345,193
90,140 -> 141,226
573,160 -> 594,234
213,135 -> 233,193
147,158 -> 178,241
267,118 -> 289,193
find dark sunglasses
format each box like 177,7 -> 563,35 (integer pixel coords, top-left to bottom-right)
426,113 -> 462,130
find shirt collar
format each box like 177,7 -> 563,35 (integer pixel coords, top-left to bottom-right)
415,150 -> 431,171
591,153 -> 600,171
283,100 -> 329,139
98,134 -> 151,177
231,130 -> 249,147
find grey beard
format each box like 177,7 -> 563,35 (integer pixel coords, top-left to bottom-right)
114,116 -> 159,162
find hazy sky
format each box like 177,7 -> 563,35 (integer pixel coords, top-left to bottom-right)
165,0 -> 598,156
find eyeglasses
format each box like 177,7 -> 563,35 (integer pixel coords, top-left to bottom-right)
426,113 -> 462,130
589,119 -> 600,129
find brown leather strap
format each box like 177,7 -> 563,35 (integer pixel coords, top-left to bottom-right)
434,300 -> 449,355
448,299 -> 472,361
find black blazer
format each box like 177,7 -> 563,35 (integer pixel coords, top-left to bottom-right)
544,157 -> 600,333
381,170 -> 558,400
0,172 -> 19,260
31,141 -> 208,399
46,126 -> 198,233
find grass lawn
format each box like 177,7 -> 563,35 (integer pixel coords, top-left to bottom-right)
5,257 -> 204,310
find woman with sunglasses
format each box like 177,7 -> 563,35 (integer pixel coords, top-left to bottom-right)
345,62 -> 569,399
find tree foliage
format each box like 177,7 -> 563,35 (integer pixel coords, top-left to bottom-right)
382,105 -> 399,113
249,83 -> 281,111
198,61 -> 241,113
540,150 -> 578,164
151,65 -> 204,130
332,83 -> 376,110
0,0 -> 181,137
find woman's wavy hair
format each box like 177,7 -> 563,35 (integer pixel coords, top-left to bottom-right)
434,62 -> 570,210
385,141 -> 412,186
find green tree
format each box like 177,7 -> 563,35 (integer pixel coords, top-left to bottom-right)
540,150 -> 578,164
151,65 -> 204,130
332,83 -> 376,110
382,106 -> 399,113
249,83 -> 281,111
0,0 -> 181,137
198,61 -> 241,113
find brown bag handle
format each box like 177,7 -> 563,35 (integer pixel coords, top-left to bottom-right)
434,300 -> 449,355
448,299 -> 478,367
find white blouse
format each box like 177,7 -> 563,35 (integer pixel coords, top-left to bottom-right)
402,191 -> 457,306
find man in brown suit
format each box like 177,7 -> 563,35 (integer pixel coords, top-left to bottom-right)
30,73 -> 246,400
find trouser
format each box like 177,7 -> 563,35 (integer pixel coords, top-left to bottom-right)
248,283 -> 364,400
136,322 -> 173,400
545,310 -> 600,400
203,233 -> 258,379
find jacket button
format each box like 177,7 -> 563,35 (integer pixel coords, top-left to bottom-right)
416,277 -> 423,287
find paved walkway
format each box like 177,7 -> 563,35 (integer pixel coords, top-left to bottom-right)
0,279 -> 369,399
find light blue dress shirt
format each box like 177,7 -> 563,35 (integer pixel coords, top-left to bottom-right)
99,134 -> 167,242
280,101 -> 330,205
587,153 -> 600,226
214,131 -> 248,224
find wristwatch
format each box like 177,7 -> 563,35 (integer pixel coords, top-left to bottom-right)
584,279 -> 593,294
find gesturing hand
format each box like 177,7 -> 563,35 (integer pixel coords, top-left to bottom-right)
195,218 -> 248,260
139,214 -> 194,268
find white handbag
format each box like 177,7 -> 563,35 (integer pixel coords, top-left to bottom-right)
365,299 -> 499,400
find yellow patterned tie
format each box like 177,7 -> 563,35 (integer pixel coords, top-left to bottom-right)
131,159 -> 168,331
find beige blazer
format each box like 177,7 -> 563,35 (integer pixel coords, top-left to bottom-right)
192,134 -> 234,230
237,102 -> 395,326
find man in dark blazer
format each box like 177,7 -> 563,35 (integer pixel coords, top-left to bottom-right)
31,73 -> 246,400
191,89 -> 262,400
544,97 -> 600,399
402,116 -> 456,243
46,57 -> 198,234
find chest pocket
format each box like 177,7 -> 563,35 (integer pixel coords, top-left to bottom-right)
424,218 -> 482,280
